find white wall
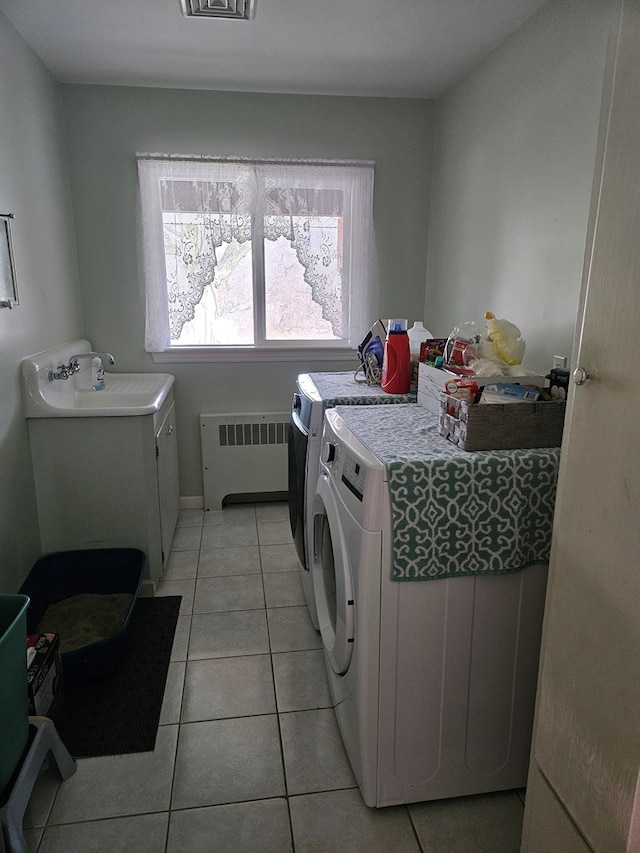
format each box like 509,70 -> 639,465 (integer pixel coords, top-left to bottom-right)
0,13 -> 84,590
425,0 -> 613,374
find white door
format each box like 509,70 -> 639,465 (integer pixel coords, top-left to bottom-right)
523,3 -> 640,851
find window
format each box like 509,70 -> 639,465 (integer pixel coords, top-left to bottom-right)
137,156 -> 377,357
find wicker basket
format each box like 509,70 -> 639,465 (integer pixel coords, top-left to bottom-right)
438,393 -> 566,451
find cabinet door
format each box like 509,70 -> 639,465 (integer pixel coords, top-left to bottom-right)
156,401 -> 180,566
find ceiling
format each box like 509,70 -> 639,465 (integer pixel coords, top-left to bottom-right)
0,0 -> 548,99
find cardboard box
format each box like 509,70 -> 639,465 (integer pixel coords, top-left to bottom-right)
417,363 -> 545,414
26,633 -> 63,717
481,382 -> 541,403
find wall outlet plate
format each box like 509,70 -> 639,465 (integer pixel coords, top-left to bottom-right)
553,355 -> 567,369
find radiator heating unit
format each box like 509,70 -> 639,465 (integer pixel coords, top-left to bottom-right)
200,412 -> 290,511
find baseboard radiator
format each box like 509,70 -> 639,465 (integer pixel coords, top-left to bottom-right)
200,412 -> 290,511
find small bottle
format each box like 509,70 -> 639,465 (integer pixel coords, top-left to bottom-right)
407,321 -> 433,388
381,319 -> 411,395
91,357 -> 105,391
408,321 -> 432,361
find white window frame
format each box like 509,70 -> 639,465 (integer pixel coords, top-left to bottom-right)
137,155 -> 377,363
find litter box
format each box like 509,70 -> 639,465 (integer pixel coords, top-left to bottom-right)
0,595 -> 30,793
19,549 -> 145,684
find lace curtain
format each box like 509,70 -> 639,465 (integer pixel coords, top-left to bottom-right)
137,156 -> 377,351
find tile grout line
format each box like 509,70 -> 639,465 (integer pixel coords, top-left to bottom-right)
260,537 -> 297,851
256,508 -> 301,850
163,518 -> 201,853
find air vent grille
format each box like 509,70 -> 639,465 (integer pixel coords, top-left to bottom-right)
218,421 -> 289,447
180,0 -> 256,20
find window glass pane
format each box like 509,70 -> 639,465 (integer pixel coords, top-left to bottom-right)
264,216 -> 342,341
164,213 -> 254,345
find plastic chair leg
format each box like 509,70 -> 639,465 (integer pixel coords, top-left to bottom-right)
29,717 -> 76,781
0,717 -> 76,853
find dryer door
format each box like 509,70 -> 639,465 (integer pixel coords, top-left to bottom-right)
311,470 -> 354,675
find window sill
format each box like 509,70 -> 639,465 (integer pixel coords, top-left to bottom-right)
151,345 -> 359,364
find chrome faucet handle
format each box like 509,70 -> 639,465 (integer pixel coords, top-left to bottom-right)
68,352 -> 116,373
48,364 -> 72,381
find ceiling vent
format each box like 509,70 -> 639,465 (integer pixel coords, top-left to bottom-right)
180,0 -> 256,20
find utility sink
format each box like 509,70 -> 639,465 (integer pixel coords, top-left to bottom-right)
21,339 -> 175,417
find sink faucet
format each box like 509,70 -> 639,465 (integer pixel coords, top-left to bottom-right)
68,352 -> 116,374
48,351 -> 116,381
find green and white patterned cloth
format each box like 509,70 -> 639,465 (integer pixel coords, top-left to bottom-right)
334,404 -> 560,582
309,371 -> 416,407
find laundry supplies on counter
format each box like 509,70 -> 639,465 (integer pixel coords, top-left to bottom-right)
418,363 -> 544,414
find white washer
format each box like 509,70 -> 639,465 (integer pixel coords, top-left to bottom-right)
311,405 -> 550,807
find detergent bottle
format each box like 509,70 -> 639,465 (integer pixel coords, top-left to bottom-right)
381,319 -> 411,394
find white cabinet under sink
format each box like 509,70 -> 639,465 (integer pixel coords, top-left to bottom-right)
27,391 -> 180,589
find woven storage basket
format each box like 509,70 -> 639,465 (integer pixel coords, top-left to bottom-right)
438,393 -> 566,451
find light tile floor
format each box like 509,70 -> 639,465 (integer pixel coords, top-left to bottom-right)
23,501 -> 526,852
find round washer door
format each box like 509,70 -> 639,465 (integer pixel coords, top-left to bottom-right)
311,470 -> 355,675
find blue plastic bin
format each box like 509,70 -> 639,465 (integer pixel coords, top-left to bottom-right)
0,594 -> 30,794
19,549 -> 144,684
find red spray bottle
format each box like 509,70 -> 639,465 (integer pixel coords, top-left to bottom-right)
381,319 -> 411,394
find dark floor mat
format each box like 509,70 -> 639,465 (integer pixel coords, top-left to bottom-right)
52,596 -> 181,757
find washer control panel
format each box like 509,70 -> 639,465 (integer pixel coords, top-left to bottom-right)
341,453 -> 366,503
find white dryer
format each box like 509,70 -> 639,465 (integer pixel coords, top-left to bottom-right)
288,372 -> 414,629
311,404 -> 555,808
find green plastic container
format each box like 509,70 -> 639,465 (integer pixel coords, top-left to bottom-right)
0,594 -> 30,794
